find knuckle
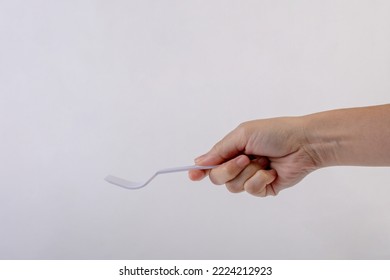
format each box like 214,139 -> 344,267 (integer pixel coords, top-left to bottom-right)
226,181 -> 243,193
237,121 -> 250,130
209,170 -> 224,185
222,163 -> 236,176
209,176 -> 222,186
244,181 -> 259,195
236,122 -> 249,138
244,171 -> 266,196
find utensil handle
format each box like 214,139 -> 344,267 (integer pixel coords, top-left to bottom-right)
158,165 -> 218,174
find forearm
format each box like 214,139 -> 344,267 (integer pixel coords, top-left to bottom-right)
302,104 -> 390,167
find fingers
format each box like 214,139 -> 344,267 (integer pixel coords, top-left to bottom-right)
243,169 -> 277,197
208,155 -> 250,185
188,168 -> 208,181
225,157 -> 269,193
224,157 -> 278,197
188,125 -> 248,182
194,125 -> 248,166
188,126 -> 246,183
189,155 -> 278,197
188,154 -> 250,182
188,122 -> 278,197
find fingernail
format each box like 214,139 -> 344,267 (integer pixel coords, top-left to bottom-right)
236,155 -> 250,168
195,154 -> 206,164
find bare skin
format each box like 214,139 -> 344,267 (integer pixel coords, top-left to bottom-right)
189,104 -> 390,197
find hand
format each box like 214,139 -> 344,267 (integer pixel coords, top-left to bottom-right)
189,117 -> 318,197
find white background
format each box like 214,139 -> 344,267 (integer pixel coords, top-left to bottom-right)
0,0 -> 389,259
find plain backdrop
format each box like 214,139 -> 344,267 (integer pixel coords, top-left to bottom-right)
1,0 -> 390,259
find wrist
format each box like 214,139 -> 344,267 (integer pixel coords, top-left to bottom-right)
300,112 -> 342,168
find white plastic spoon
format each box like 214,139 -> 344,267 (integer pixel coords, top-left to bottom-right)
105,165 -> 218,190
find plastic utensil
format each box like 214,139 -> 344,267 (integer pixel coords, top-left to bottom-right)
104,165 -> 218,190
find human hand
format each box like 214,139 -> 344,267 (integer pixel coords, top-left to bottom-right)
189,117 -> 318,197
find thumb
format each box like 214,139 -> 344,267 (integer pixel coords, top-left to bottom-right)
195,125 -> 248,166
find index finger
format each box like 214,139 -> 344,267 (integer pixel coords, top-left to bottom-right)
195,125 -> 248,166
